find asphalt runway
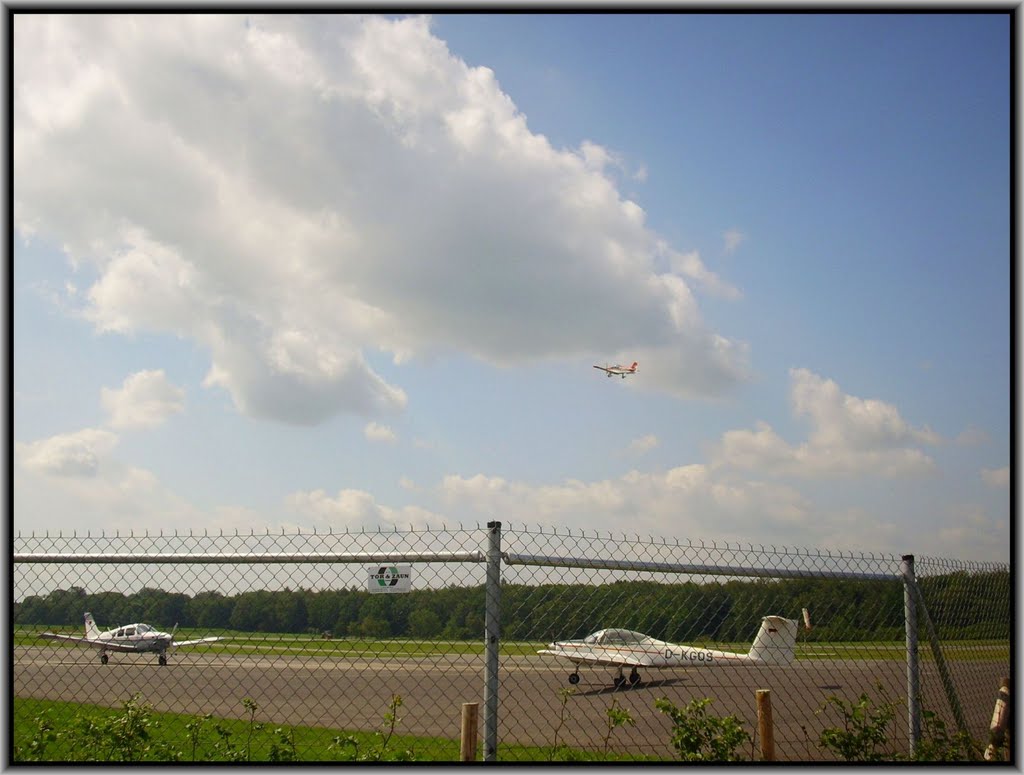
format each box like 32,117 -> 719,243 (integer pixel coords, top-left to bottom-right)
13,646 -> 1007,760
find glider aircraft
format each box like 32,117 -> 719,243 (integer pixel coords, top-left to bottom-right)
594,361 -> 638,378
539,610 -> 810,687
40,612 -> 224,666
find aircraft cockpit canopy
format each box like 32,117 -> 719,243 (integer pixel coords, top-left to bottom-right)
114,624 -> 154,637
583,629 -> 653,646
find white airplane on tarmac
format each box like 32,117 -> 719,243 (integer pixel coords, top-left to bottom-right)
539,609 -> 810,687
593,361 -> 638,378
40,612 -> 224,666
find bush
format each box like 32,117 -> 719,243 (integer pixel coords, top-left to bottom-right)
654,697 -> 749,761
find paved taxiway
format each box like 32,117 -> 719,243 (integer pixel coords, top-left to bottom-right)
14,646 -> 1006,759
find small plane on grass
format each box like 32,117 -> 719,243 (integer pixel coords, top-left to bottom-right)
40,612 -> 224,666
539,610 -> 810,687
593,361 -> 638,378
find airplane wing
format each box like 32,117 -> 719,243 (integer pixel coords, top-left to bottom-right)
537,649 -> 652,667
593,365 -> 610,373
172,636 -> 224,648
39,633 -> 139,653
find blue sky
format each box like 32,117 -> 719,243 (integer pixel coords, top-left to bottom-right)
13,13 -> 1009,561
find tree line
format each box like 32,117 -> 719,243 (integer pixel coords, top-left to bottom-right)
14,571 -> 1009,643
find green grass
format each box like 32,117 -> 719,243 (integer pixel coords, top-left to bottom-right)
16,625 -> 1008,663
14,625 -> 546,658
13,696 -> 458,761
795,641 -> 1010,663
12,696 -> 659,762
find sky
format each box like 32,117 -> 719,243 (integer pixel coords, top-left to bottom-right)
12,13 -> 1011,564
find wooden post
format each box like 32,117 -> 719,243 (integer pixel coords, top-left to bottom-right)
756,689 -> 775,761
460,702 -> 479,762
984,677 -> 1010,761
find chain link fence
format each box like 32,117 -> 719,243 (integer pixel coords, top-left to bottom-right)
13,523 -> 1010,762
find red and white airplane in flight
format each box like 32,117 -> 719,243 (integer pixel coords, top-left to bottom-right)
40,612 -> 223,666
593,361 -> 638,378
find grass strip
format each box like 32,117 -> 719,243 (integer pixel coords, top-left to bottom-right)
15,627 -> 1008,662
13,697 -> 659,763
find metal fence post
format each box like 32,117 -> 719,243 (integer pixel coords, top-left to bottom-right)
483,521 -> 502,762
902,554 -> 921,757
907,563 -> 972,738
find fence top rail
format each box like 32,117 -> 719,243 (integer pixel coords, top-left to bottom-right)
504,524 -> 904,558
502,552 -> 898,581
13,524 -> 485,539
13,551 -> 485,565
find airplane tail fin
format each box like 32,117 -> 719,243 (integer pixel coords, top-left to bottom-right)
746,615 -> 799,665
630,362 -> 638,370
84,612 -> 101,641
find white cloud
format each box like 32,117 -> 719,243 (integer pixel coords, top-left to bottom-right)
790,368 -> 941,449
202,332 -> 409,426
101,369 -> 185,429
364,421 -> 397,443
956,426 -> 991,446
285,487 -> 448,530
19,428 -> 119,477
12,425 -> 1007,560
15,15 -> 747,424
930,505 -> 1009,563
439,467 -> 811,543
579,139 -> 617,172
723,229 -> 745,254
15,444 -> 270,537
627,434 -> 659,455
981,466 -> 1009,488
667,248 -> 741,300
627,334 -> 751,400
713,368 -> 940,478
17,427 -> 435,539
437,463 -> 1007,559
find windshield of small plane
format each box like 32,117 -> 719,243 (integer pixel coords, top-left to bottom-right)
582,629 -> 650,645
136,624 -> 154,634
602,629 -> 649,645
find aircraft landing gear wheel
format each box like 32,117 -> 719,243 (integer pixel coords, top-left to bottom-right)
158,655 -> 167,666
629,668 -> 641,685
568,672 -> 580,685
100,654 -> 109,665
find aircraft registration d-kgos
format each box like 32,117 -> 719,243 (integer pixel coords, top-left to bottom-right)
40,612 -> 224,666
539,609 -> 810,687
593,361 -> 638,378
